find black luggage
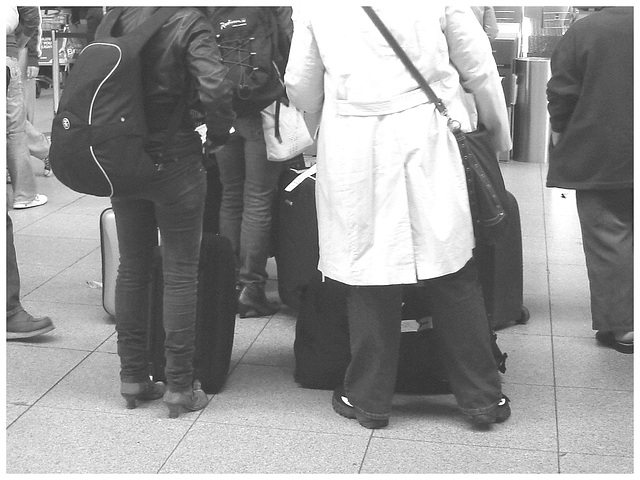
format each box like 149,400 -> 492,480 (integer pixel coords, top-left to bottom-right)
475,191 -> 530,330
148,232 -> 237,394
275,165 -> 319,310
293,272 -> 505,394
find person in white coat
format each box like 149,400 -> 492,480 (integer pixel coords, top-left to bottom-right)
285,6 -> 512,429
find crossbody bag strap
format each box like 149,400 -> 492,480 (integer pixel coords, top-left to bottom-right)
361,7 -> 460,132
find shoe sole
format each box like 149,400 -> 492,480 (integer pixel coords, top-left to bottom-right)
7,325 -> 55,339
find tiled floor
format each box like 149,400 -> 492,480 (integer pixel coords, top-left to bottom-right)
4,88 -> 633,474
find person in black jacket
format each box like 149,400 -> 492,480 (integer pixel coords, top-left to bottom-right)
546,7 -> 633,354
103,7 -> 236,417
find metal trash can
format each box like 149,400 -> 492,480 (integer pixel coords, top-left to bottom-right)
512,57 -> 551,163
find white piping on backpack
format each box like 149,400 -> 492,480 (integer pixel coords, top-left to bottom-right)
87,42 -> 121,197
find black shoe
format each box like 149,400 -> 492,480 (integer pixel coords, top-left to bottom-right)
237,284 -> 279,318
331,387 -> 389,429
596,331 -> 633,354
470,395 -> 511,425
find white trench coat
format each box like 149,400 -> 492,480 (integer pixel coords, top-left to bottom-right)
285,6 -> 511,286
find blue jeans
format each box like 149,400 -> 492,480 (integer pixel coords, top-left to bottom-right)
215,112 -> 283,287
343,259 -> 503,420
6,56 -> 38,204
111,153 -> 206,391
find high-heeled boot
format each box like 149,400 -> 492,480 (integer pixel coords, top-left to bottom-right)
237,283 -> 279,318
163,381 -> 209,418
120,380 -> 166,409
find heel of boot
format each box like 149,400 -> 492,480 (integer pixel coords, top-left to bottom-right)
122,394 -> 137,410
165,402 -> 181,419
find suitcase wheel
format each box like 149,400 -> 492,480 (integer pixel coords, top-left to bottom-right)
516,306 -> 530,324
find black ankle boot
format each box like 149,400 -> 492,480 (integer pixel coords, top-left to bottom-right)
237,283 -> 278,318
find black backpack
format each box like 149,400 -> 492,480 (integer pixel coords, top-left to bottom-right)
48,7 -> 179,197
209,7 -> 285,116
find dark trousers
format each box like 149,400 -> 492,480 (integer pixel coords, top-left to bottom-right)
111,154 -> 207,391
576,189 -> 633,332
344,259 -> 502,419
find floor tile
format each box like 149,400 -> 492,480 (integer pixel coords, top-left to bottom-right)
522,235 -> 547,264
361,437 -> 559,474
239,315 -> 296,368
21,300 -> 115,351
200,363 -> 370,437
546,237 -> 585,265
6,404 -> 29,428
550,295 -> 594,338
559,453 -> 633,474
6,406 -> 192,474
556,386 -> 633,457
497,333 -> 554,386
34,351 -> 191,419
548,263 -> 590,298
14,234 -> 99,269
523,262 -> 549,296
506,293 -> 550,336
23,263 -> 105,306
6,344 -> 89,405
160,422 -> 369,474
16,212 -> 103,240
553,336 -> 633,391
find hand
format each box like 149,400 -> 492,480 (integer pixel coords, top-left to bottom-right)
26,66 -> 39,80
550,131 -> 562,146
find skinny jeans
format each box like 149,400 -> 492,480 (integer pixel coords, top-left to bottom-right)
343,258 -> 503,421
215,112 -> 283,288
576,189 -> 633,332
111,153 -> 206,391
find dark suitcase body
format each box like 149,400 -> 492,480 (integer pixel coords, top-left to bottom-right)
475,191 -> 530,330
294,272 -> 480,394
275,165 -> 319,310
148,232 -> 237,394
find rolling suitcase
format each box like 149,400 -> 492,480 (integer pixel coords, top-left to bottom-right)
99,207 -> 118,317
275,164 -> 319,310
475,191 -> 530,330
293,272 -> 503,394
148,232 -> 237,394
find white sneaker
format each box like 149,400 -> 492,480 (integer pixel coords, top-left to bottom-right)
13,194 -> 48,210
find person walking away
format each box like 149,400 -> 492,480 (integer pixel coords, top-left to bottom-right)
6,6 -> 48,209
546,7 -> 633,354
206,7 -> 294,318
102,7 -> 236,417
285,6 -> 512,429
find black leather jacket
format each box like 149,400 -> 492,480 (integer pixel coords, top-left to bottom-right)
101,7 -> 236,158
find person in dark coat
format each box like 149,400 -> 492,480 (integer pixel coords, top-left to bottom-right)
546,7 -> 633,354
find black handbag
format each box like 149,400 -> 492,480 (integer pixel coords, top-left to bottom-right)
363,7 -> 508,244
